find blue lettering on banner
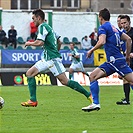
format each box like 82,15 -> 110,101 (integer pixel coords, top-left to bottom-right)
2,50 -> 43,64
60,50 -> 94,65
1,49 -> 94,65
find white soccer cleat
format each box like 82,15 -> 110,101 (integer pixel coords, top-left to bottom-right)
82,103 -> 100,112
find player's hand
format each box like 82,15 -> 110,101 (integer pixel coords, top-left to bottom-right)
68,53 -> 72,56
24,42 -> 31,47
86,50 -> 93,58
118,74 -> 123,80
130,53 -> 133,58
125,56 -> 130,66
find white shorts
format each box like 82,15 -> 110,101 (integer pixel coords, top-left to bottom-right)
34,58 -> 66,76
70,62 -> 85,72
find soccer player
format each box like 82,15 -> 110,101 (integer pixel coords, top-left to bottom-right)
82,8 -> 133,112
21,9 -> 92,107
116,15 -> 132,105
68,42 -> 89,79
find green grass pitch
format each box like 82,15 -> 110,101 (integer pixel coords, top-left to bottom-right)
0,85 -> 133,133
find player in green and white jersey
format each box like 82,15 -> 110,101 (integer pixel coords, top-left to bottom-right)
69,42 -> 89,79
21,9 -> 92,108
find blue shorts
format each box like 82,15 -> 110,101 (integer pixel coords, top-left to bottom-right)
99,58 -> 132,77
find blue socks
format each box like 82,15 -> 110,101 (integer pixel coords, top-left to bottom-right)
90,80 -> 99,104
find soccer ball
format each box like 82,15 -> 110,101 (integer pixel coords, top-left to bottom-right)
0,97 -> 4,109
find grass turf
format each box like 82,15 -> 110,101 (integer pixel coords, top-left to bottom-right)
0,85 -> 133,133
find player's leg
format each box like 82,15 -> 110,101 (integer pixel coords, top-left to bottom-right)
116,78 -> 130,105
21,66 -> 39,107
113,59 -> 132,105
21,59 -> 48,107
82,62 -> 113,112
69,63 -> 75,79
57,73 -> 91,99
79,61 -> 89,77
116,60 -> 133,105
124,72 -> 133,86
123,80 -> 130,103
82,67 -> 106,112
48,58 -> 92,103
69,68 -> 74,79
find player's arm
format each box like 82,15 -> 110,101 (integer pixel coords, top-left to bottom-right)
57,38 -> 62,51
25,40 -> 43,47
87,34 -> 106,58
121,32 -> 132,63
72,54 -> 80,58
54,31 -> 62,51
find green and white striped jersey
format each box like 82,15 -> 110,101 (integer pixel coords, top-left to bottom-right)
37,22 -> 61,60
70,48 -> 80,64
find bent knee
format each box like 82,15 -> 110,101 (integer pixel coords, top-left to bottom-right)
60,81 -> 67,86
26,70 -> 31,77
89,74 -> 96,82
69,68 -> 73,74
26,67 -> 39,77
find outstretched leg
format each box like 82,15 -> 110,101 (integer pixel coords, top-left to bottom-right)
21,66 -> 39,107
57,73 -> 93,103
82,67 -> 106,112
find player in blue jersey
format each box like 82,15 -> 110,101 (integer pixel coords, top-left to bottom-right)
82,8 -> 133,112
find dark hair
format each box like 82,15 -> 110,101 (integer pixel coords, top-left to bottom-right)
117,14 -> 124,19
32,9 -> 45,20
120,15 -> 130,22
84,36 -> 88,38
99,8 -> 110,21
70,42 -> 75,46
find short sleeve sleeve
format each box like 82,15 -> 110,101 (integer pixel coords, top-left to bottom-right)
98,25 -> 106,36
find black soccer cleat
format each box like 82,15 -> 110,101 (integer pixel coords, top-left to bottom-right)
116,98 -> 130,105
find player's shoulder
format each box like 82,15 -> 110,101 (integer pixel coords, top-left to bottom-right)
40,22 -> 49,28
102,21 -> 111,27
99,22 -> 110,30
130,27 -> 133,32
116,28 -> 123,34
74,48 -> 78,51
54,31 -> 61,39
121,29 -> 126,33
127,27 -> 133,38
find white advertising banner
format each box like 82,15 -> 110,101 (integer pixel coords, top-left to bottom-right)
57,72 -> 123,86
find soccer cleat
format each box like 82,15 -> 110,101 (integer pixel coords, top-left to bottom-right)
82,103 -> 100,112
88,94 -> 93,104
21,100 -> 38,107
116,98 -> 130,105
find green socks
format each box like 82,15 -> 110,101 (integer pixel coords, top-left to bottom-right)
69,73 -> 73,79
27,78 -> 90,101
67,80 -> 91,98
27,77 -> 37,102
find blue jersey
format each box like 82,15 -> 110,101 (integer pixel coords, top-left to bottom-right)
119,29 -> 126,54
98,22 -> 124,62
